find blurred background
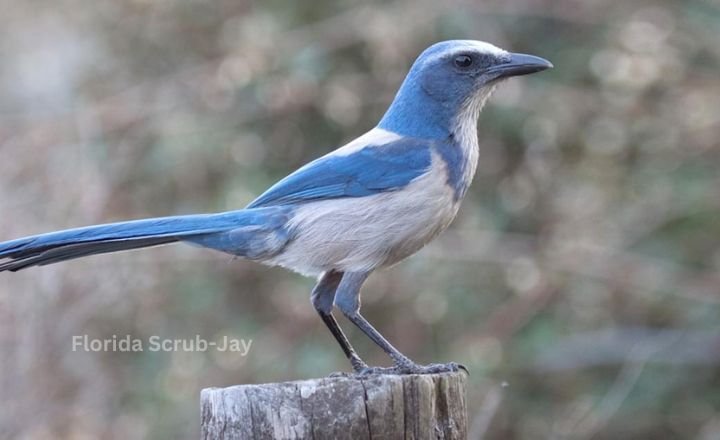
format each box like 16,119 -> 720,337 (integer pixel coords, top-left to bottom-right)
1,0 -> 719,438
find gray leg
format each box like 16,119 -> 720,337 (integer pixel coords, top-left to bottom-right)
311,270 -> 368,372
334,272 -> 465,375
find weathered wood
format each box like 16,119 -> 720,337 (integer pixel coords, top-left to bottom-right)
201,372 -> 467,440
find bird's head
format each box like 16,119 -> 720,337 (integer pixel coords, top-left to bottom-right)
378,40 -> 552,139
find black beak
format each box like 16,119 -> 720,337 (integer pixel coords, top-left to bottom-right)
487,53 -> 553,79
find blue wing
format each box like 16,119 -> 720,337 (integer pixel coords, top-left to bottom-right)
247,136 -> 432,208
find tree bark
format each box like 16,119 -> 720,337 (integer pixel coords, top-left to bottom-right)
201,372 -> 467,439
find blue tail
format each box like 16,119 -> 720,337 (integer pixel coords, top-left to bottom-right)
0,207 -> 292,272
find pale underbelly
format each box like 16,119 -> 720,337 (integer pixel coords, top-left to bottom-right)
266,187 -> 460,276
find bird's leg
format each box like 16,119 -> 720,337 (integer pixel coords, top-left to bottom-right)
334,272 -> 465,375
311,270 -> 368,373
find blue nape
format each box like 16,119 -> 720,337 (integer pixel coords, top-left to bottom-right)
378,77 -> 454,140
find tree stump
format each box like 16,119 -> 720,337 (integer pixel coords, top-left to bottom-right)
201,372 -> 467,440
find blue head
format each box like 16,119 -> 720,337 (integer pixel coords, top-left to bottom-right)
378,40 -> 552,140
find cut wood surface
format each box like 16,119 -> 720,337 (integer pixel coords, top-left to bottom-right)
201,371 -> 467,439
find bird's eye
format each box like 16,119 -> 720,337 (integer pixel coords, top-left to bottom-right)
454,55 -> 473,69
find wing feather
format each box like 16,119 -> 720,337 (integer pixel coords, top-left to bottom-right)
247,135 -> 432,208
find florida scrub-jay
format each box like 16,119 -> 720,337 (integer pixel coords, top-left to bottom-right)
0,40 -> 551,374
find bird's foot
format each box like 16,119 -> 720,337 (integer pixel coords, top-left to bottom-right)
354,365 -> 400,376
402,361 -> 468,375
329,354 -> 468,377
354,361 -> 468,376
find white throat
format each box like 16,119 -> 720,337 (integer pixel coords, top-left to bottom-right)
451,84 -> 499,189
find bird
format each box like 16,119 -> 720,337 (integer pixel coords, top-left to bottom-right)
0,40 -> 551,375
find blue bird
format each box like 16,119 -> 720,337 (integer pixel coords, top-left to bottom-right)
0,40 -> 551,375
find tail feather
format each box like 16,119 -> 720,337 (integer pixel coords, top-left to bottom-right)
0,208 -> 291,272
0,237 -> 177,272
